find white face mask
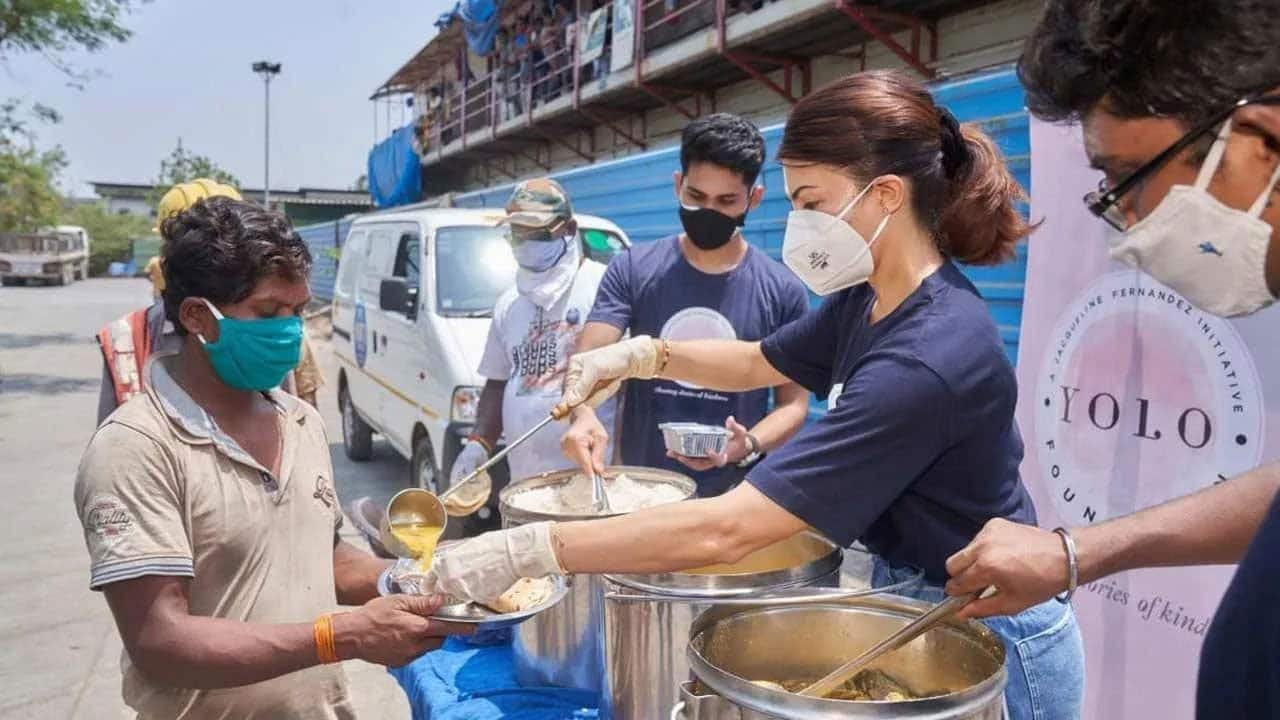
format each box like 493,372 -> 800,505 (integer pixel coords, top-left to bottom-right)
782,179 -> 893,295
1110,118 -> 1280,317
516,236 -> 579,309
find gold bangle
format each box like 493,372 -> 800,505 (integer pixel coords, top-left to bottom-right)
654,338 -> 672,378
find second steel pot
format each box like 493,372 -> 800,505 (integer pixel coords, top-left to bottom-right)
601,532 -> 863,720
500,466 -> 697,692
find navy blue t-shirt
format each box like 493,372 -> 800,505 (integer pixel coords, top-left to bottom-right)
749,261 -> 1036,583
589,235 -> 809,496
1196,484 -> 1280,717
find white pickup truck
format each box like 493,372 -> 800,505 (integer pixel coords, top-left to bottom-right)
0,226 -> 91,286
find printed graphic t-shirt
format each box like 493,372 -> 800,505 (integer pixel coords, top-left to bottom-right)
589,235 -> 809,496
479,259 -> 617,482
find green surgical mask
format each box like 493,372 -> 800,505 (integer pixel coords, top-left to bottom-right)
197,298 -> 302,391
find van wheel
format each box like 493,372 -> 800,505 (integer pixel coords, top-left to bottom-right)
411,434 -> 442,494
340,385 -> 373,460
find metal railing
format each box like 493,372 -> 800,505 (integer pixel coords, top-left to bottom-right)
416,0 -> 764,159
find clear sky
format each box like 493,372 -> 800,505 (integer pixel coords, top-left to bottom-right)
2,0 -> 454,197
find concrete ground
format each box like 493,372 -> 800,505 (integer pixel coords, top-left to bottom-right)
0,278 -> 412,719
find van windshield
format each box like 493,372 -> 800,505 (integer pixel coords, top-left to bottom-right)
434,225 -> 517,317
433,223 -> 629,318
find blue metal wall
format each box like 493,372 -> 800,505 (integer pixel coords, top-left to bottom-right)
296,218 -> 353,302
453,65 -> 1031,365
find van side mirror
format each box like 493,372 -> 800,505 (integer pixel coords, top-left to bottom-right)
379,277 -> 418,319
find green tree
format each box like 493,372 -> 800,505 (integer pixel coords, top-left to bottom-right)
0,0 -> 142,84
64,201 -> 149,276
0,99 -> 65,231
147,138 -> 240,207
0,0 -> 146,230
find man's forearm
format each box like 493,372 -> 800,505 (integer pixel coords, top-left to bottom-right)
334,540 -> 392,606
749,385 -> 809,453
470,380 -> 506,448
133,614 -> 320,689
1076,462 -> 1280,584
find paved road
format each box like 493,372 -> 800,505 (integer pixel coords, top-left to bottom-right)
0,278 -> 411,719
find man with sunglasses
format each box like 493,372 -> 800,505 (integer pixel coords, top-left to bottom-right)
943,0 -> 1280,715
447,178 -> 619,489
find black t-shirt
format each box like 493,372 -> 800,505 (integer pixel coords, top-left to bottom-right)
749,261 -> 1037,583
588,236 -> 809,496
1197,484 -> 1280,717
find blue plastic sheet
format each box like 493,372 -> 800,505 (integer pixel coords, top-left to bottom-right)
367,124 -> 422,208
388,637 -> 599,720
435,0 -> 505,56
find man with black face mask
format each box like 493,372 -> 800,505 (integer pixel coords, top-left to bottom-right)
561,113 -> 811,496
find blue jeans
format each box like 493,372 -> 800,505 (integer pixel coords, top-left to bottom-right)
873,558 -> 1085,720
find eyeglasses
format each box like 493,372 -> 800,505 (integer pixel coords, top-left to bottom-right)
505,219 -> 567,245
1084,94 -> 1280,231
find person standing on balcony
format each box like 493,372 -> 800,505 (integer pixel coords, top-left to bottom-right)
553,3 -> 574,93
560,113 -> 811,498
514,17 -> 531,112
495,28 -> 519,121
530,16 -> 549,106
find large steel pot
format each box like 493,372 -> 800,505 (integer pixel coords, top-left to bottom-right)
601,534 -> 888,720
674,596 -> 1008,720
500,466 -> 697,692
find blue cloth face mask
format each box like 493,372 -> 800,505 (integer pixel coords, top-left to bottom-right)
197,298 -> 303,391
512,236 -> 569,272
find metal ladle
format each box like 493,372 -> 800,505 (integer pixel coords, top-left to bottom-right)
590,472 -> 611,513
379,488 -> 448,562
439,404 -> 575,517
798,586 -> 997,698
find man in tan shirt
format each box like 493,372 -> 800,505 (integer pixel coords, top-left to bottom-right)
75,197 -> 462,719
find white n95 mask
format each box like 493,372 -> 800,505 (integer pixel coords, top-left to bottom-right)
782,180 -> 893,296
1109,118 -> 1280,317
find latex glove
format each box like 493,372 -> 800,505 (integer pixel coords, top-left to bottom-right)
668,415 -> 750,471
556,335 -> 659,416
450,440 -> 490,485
944,518 -> 1068,619
561,406 -> 610,477
423,522 -> 564,605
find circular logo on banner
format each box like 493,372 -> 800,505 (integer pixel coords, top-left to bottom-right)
1035,270 -> 1264,526
660,307 -> 737,390
353,302 -> 369,368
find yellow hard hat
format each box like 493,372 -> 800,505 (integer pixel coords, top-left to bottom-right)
154,178 -> 242,231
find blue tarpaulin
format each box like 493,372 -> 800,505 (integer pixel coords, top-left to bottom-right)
435,0 -> 504,56
367,124 -> 422,208
388,637 -> 598,720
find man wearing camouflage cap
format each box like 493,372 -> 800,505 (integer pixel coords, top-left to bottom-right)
450,177 -> 618,487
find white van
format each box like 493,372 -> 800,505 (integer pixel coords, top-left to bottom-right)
331,206 -> 629,532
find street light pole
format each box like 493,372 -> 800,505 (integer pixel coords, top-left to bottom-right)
252,61 -> 282,209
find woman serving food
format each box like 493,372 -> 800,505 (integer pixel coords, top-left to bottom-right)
424,70 -> 1085,720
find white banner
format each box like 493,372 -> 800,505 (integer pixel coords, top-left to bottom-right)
579,7 -> 609,67
1021,118 -> 1280,717
610,0 -> 634,73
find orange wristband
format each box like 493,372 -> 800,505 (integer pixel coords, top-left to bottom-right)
313,614 -> 339,664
